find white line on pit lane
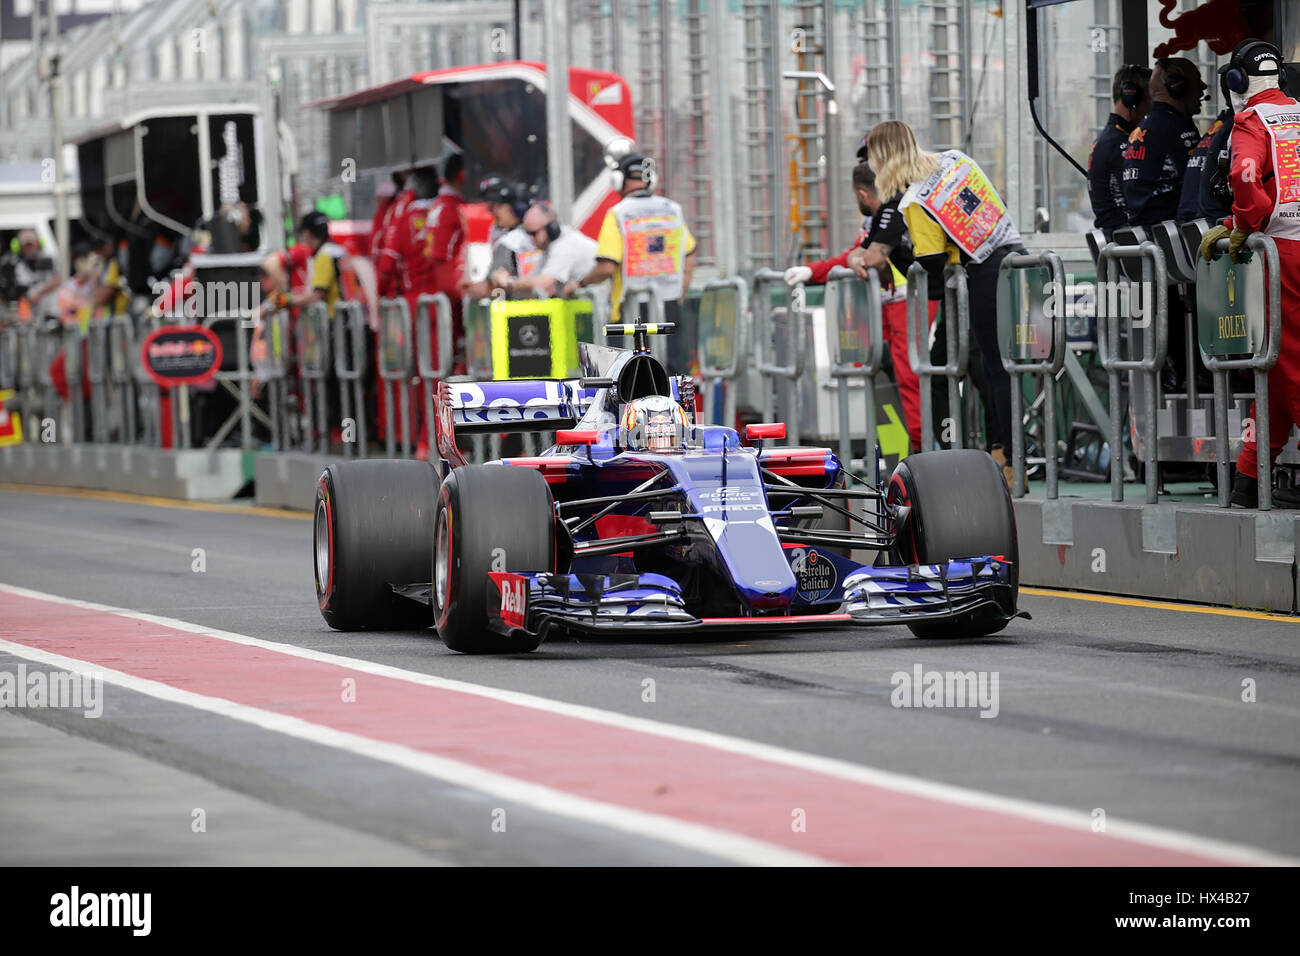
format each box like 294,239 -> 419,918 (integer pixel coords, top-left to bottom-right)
2,582 -> 1296,867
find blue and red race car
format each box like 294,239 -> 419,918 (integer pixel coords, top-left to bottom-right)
313,323 -> 1021,653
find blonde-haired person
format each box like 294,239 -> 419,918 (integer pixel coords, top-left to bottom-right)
867,120 -> 1026,485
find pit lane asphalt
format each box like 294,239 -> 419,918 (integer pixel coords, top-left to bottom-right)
1,486 -> 1297,865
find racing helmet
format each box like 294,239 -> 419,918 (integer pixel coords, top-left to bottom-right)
620,396 -> 689,453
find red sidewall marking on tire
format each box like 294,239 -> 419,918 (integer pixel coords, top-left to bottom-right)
316,477 -> 334,611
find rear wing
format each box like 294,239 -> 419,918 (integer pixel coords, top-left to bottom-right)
435,378 -> 601,465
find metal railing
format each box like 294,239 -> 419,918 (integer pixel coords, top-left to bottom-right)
298,302 -> 334,455
1096,239 -> 1169,504
998,251 -> 1067,498
376,297 -> 415,459
257,307 -> 293,452
570,286 -> 609,341
85,318 -> 109,444
1200,233 -> 1282,510
333,300 -> 369,459
696,276 -> 748,427
752,268 -> 809,445
907,260 -> 969,450
415,292 -> 454,457
107,315 -> 138,446
823,265 -> 885,469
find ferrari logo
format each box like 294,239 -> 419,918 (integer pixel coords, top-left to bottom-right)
1226,267 -> 1235,307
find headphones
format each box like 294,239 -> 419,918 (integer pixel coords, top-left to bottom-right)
612,154 -> 656,193
1118,64 -> 1145,110
502,182 -> 531,222
1222,39 -> 1288,95
481,176 -> 533,222
1157,58 -> 1190,99
530,201 -> 561,242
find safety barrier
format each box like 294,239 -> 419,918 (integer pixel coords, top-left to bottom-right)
134,316 -> 164,448
416,292 -> 454,457
570,286 -> 609,338
822,265 -> 884,469
298,302 -> 334,455
85,318 -> 109,444
201,312 -> 251,452
376,297 -> 414,459
906,261 -> 969,450
333,300 -> 369,459
1198,233 -> 1282,510
0,322 -> 16,391
998,251 -> 1067,498
462,295 -> 494,380
753,268 -> 808,445
108,315 -> 137,446
63,323 -> 87,443
256,307 -> 292,451
1096,239 -> 1168,504
696,276 -> 748,427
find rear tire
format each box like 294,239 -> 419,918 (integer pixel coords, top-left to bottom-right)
315,460 -> 439,630
887,450 -> 1018,638
434,464 -> 555,654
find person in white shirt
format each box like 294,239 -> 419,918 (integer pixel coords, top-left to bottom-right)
505,202 -> 597,299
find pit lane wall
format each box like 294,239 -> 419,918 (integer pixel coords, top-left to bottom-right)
0,443 -> 248,501
1013,497 -> 1297,613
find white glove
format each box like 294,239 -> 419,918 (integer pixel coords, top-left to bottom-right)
784,265 -> 813,286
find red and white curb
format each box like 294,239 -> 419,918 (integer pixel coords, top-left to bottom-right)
0,583 -> 1292,866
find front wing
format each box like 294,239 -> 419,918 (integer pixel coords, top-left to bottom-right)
484,557 -> 1015,640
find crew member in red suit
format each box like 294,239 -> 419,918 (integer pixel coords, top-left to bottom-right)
410,154 -> 467,454
372,167 -> 435,447
425,152 -> 467,374
369,171 -> 407,263
783,162 -> 935,452
1199,40 -> 1300,507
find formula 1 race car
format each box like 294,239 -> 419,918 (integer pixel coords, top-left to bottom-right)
312,323 -> 1021,653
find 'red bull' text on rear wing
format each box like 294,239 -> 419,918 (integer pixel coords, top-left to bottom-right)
434,379 -> 603,466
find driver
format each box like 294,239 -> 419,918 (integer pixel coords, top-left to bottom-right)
620,396 -> 690,453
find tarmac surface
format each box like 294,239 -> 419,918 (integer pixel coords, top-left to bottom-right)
1,485 -> 1297,865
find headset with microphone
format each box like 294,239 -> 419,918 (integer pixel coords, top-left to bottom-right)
1117,64 -> 1146,110
611,153 -> 657,194
529,200 -> 562,242
1156,58 -> 1189,99
1220,39 -> 1289,96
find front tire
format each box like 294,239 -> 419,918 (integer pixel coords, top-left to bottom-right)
887,449 -> 1018,638
315,459 -> 439,630
434,464 -> 556,654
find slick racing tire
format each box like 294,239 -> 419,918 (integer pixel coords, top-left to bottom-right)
886,449 -> 1018,639
434,464 -> 555,654
315,460 -> 439,631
